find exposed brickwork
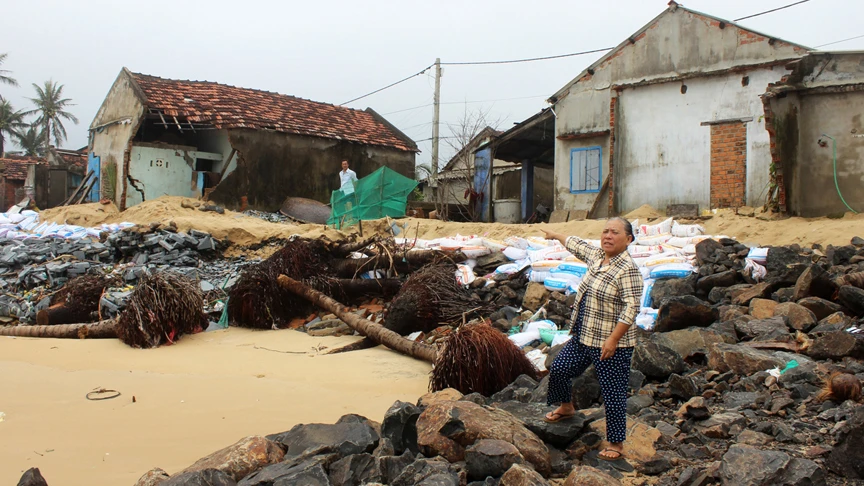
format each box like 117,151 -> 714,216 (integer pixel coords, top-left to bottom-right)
710,122 -> 747,209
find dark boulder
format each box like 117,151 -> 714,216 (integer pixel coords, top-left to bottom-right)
238,458 -> 332,486
696,239 -> 724,265
17,468 -> 49,486
391,458 -> 464,486
766,247 -> 807,275
266,417 -> 379,460
654,296 -> 717,332
668,373 -> 699,400
465,439 -> 525,480
632,340 -> 685,379
797,296 -> 844,320
163,469 -> 237,486
490,401 -> 586,449
328,453 -> 382,486
806,331 -> 864,360
697,270 -> 737,292
838,285 -> 864,316
735,316 -> 791,341
650,277 -> 696,307
719,444 -> 790,485
826,405 -> 864,479
382,401 -> 421,455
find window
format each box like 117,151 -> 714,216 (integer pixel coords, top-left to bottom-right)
570,147 -> 602,193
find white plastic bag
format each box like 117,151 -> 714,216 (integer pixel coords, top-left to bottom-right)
503,246 -> 528,261
455,265 -> 476,286
743,258 -> 767,282
525,349 -> 548,372
672,221 -> 705,237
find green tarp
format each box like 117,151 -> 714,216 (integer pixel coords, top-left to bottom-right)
328,166 -> 418,229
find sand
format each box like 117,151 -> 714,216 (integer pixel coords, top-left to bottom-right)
0,329 -> 430,485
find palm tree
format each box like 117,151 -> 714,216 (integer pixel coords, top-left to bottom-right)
0,53 -> 18,87
0,98 -> 27,156
26,80 -> 79,151
15,125 -> 45,156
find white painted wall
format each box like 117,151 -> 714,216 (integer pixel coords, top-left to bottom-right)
615,66 -> 787,213
126,144 -> 221,207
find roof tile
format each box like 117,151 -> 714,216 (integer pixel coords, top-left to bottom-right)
130,72 -> 416,152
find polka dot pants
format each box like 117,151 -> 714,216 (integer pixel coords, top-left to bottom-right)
546,332 -> 634,444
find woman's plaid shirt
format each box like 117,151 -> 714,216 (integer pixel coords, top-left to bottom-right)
565,236 -> 643,348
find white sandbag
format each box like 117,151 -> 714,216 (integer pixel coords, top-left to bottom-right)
524,320 -> 556,334
557,262 -> 588,276
641,279 -> 655,309
636,233 -> 672,246
531,260 -> 564,270
665,237 -> 692,248
748,247 -> 769,264
639,217 -> 673,237
650,263 -> 695,279
503,246 -> 528,261
508,331 -> 541,348
628,245 -> 664,257
481,238 -> 507,252
544,277 -> 570,292
672,221 -> 705,237
504,236 -> 530,250
495,263 -> 521,275
635,310 -> 658,331
644,255 -> 688,268
681,244 -> 697,255
528,270 -> 552,283
460,246 -> 491,259
455,264 -> 476,286
549,269 -> 583,284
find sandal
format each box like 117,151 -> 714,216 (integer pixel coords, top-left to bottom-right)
544,411 -> 576,423
597,448 -> 626,461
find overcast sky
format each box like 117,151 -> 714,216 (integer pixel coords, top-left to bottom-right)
2,0 -> 862,166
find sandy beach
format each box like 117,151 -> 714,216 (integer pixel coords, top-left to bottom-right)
0,329 -> 431,485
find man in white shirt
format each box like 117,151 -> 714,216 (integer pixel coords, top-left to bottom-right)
339,160 -> 358,194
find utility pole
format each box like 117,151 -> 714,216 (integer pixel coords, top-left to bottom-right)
431,58 -> 441,188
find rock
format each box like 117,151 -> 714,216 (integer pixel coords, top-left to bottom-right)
809,312 -> 852,334
654,328 -> 733,361
668,373 -> 699,400
378,450 -> 415,484
636,455 -> 673,476
838,285 -> 864,316
382,401 -> 421,455
736,429 -> 774,446
626,394 -> 654,415
374,437 -> 395,457
499,463 -> 550,486
695,412 -> 746,439
719,444 -> 790,486
793,265 -> 826,301
798,297 -> 845,321
465,439 -> 525,480
491,401 -> 586,449
655,421 -> 680,438
697,270 -> 737,292
723,391 -> 760,409
266,417 -> 379,460
708,343 -> 784,375
632,340 -> 685,379
654,296 -> 717,332
490,375 -> 538,403
562,465 -> 622,486
773,302 -> 817,331
766,247 -> 806,275
779,458 -> 827,486
732,282 -> 772,306
749,298 -> 777,319
735,316 -> 791,341
178,435 -> 284,481
328,453 -> 382,486
461,393 -> 488,406
416,400 -> 551,477
163,469 -> 237,486
718,304 -> 749,321
390,458 -> 463,486
696,239 -> 724,266
588,418 -> 661,463
17,468 -> 49,486
134,468 -> 170,486
676,397 -> 711,420
238,457 -> 333,486
806,331 -> 864,360
826,405 -> 864,479
651,277 -> 696,306
418,388 -> 464,407
522,283 -> 550,312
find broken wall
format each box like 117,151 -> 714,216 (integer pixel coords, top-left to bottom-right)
210,129 -> 415,211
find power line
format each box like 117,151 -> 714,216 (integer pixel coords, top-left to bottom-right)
340,64 -> 434,105
733,0 -> 811,22
440,47 -> 613,66
815,33 -> 864,48
384,95 -> 548,116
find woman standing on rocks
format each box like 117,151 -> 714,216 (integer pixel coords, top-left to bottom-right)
541,217 -> 643,462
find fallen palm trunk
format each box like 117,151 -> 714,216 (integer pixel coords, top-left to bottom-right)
36,303 -> 78,326
278,275 -> 538,396
0,319 -> 117,339
277,275 -> 437,363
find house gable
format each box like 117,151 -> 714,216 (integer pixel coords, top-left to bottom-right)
552,2 -> 811,102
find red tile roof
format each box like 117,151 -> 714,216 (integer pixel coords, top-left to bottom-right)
0,156 -> 47,181
55,149 -> 88,173
129,71 -> 417,152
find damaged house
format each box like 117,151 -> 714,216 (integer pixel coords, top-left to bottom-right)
0,148 -> 87,211
89,69 -> 417,210
514,1 -> 814,216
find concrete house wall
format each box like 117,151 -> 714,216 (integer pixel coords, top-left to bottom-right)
549,3 -> 809,214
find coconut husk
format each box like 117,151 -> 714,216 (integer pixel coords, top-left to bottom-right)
42,274 -> 119,325
116,271 -> 205,348
384,263 -> 494,335
817,372 -> 862,403
228,238 -> 337,329
430,322 -> 539,396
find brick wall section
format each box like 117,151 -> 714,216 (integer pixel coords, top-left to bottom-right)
710,121 -> 747,209
761,93 -> 786,211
